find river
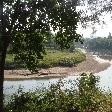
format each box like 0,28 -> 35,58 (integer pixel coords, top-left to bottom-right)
4,55 -> 112,101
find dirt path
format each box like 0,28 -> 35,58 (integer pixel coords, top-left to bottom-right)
4,54 -> 110,80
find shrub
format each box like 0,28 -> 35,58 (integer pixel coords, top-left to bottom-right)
5,73 -> 112,112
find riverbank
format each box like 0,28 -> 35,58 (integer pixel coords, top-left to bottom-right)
4,54 -> 110,80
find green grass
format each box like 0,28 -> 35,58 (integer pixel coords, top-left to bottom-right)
37,49 -> 86,68
5,49 -> 86,69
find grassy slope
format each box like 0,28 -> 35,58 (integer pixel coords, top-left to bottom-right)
37,49 -> 86,68
5,49 -> 86,69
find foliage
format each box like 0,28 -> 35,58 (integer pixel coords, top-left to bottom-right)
5,73 -> 112,112
1,0 -> 112,111
5,49 -> 86,69
0,0 -> 82,71
77,0 -> 112,28
84,36 -> 112,55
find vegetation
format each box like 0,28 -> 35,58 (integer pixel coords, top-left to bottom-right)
75,32 -> 112,56
33,49 -> 85,68
5,73 -> 112,112
84,34 -> 112,55
5,50 -> 86,69
0,0 -> 81,110
1,0 -> 112,111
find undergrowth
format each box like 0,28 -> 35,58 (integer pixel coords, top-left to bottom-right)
5,73 -> 112,112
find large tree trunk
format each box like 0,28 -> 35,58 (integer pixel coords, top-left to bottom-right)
0,50 -> 6,112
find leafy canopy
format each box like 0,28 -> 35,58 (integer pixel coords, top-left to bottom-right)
77,0 -> 112,28
2,0 -> 81,71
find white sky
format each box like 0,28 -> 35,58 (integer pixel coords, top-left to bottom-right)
77,5 -> 112,38
51,1 -> 112,38
77,20 -> 112,38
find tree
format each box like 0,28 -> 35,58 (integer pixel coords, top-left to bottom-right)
0,0 -> 82,111
77,0 -> 112,29
108,32 -> 112,39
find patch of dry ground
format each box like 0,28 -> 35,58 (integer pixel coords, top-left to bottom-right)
4,54 -> 110,80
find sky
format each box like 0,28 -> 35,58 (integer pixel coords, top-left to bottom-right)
51,1 -> 112,39
77,20 -> 112,38
76,1 -> 112,38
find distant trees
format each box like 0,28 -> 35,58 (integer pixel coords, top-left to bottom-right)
85,35 -> 112,55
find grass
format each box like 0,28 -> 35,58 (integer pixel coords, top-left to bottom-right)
5,49 -> 86,69
36,49 -> 86,68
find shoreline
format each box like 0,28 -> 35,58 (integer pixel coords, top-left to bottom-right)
4,54 -> 111,81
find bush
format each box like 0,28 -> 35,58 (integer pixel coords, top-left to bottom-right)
5,73 -> 112,112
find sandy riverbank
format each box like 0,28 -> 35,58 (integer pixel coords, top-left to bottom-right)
4,54 -> 110,80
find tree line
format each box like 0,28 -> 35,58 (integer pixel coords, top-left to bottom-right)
80,33 -> 112,55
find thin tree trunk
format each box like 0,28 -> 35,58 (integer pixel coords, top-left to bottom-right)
0,47 -> 7,112
0,32 -> 10,111
0,0 -> 4,111
0,0 -> 12,111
